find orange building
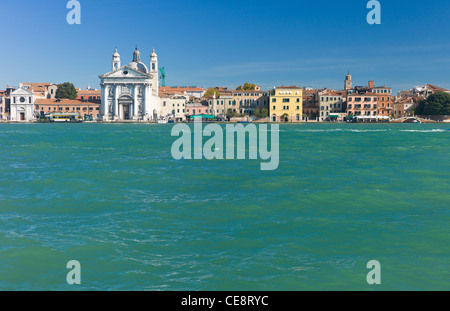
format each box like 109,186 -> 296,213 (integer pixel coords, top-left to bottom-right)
371,86 -> 392,117
76,89 -> 101,103
35,98 -> 101,120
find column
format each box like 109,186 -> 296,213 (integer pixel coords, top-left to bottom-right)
114,85 -> 119,119
133,84 -> 138,120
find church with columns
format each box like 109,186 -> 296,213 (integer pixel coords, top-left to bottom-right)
99,47 -> 160,121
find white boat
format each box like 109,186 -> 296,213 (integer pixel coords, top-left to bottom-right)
158,119 -> 168,124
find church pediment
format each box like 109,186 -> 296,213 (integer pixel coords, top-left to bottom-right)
11,87 -> 34,96
99,65 -> 152,79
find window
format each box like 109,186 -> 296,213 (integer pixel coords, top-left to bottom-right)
272,98 -> 276,103
283,98 -> 290,103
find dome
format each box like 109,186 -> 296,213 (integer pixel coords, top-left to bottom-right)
128,61 -> 148,74
113,49 -> 120,57
151,49 -> 157,58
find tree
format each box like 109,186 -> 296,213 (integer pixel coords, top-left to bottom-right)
226,108 -> 237,119
236,82 -> 256,91
281,113 -> 289,122
415,91 -> 450,115
56,82 -> 78,99
254,108 -> 268,118
203,87 -> 220,98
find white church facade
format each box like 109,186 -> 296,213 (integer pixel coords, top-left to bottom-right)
10,87 -> 35,121
99,48 -> 160,121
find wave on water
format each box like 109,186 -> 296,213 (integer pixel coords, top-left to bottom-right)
292,129 -> 390,133
400,129 -> 447,133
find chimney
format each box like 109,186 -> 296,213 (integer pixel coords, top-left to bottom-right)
369,81 -> 375,88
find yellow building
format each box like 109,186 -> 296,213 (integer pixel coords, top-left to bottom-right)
269,86 -> 303,122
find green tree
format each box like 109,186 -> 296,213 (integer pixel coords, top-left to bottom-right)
226,108 -> 237,118
55,82 -> 78,100
254,108 -> 268,118
236,82 -> 256,91
416,91 -> 450,115
203,87 -> 220,98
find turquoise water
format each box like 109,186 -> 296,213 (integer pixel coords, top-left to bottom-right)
0,123 -> 448,291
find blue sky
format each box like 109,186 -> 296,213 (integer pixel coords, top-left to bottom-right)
1,0 -> 450,94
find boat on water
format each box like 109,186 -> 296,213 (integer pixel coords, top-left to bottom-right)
403,118 -> 422,124
157,118 -> 168,124
39,113 -> 83,123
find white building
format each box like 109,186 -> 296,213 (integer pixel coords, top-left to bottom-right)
99,47 -> 160,121
10,87 -> 35,121
160,94 -> 188,122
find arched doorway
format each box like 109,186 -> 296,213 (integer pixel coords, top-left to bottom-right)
118,95 -> 134,120
272,115 -> 277,122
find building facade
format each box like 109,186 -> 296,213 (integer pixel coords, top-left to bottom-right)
160,94 -> 187,121
393,97 -> 417,118
0,91 -> 7,121
35,99 -> 101,120
186,102 -> 209,116
372,86 -> 392,117
347,92 -> 378,118
319,90 -> 344,121
99,48 -> 160,121
10,87 -> 35,121
269,86 -> 303,122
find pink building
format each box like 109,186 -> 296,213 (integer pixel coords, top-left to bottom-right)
186,103 -> 209,116
347,92 -> 378,117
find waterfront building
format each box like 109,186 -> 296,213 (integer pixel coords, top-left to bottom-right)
209,88 -> 269,118
371,85 -> 392,117
35,98 -> 101,120
393,97 -> 418,118
9,87 -> 35,121
208,93 -> 233,118
347,92 -> 378,119
302,88 -> 320,121
0,90 -> 7,121
319,90 -> 345,121
269,86 -> 303,122
185,102 -> 209,117
232,89 -> 269,115
99,47 -> 160,121
160,94 -> 188,121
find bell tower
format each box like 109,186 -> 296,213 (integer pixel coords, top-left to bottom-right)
112,48 -> 121,70
345,71 -> 352,91
150,49 -> 159,95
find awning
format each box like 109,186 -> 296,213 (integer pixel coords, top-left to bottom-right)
190,114 -> 216,119
329,114 -> 339,118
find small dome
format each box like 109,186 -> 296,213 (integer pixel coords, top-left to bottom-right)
128,61 -> 148,74
151,49 -> 157,58
113,49 -> 120,57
